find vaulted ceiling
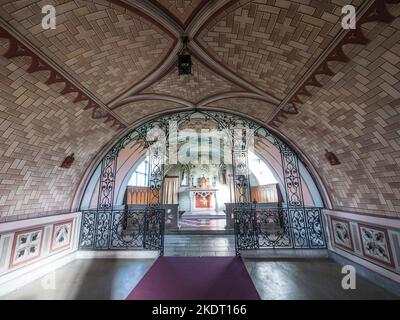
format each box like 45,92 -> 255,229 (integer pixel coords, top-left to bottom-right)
0,0 -> 399,219
1,0 -> 397,127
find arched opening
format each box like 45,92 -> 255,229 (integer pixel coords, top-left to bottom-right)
79,110 -> 327,254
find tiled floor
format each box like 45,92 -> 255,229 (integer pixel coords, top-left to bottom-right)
1,235 -> 398,300
244,259 -> 398,300
2,259 -> 154,300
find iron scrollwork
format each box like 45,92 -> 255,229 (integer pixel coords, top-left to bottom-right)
94,210 -> 112,248
84,110 -> 327,256
305,207 -> 326,248
280,150 -> 304,208
110,210 -> 145,248
233,207 -> 259,255
147,143 -> 165,207
79,209 -> 164,252
79,210 -> 96,249
143,208 -> 165,255
289,208 -> 308,248
234,207 -> 326,253
256,208 -> 292,248
97,155 -> 117,210
232,151 -> 251,205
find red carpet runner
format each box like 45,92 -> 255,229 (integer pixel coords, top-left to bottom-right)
126,256 -> 260,300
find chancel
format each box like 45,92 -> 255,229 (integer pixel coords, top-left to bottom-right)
0,0 -> 399,302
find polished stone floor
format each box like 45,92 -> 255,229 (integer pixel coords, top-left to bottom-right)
244,259 -> 397,300
1,235 -> 398,300
2,259 -> 154,300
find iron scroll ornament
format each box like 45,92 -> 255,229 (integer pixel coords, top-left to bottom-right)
234,207 -> 326,252
85,110 -> 324,255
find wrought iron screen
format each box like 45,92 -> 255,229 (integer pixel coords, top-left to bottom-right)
234,207 -> 326,254
79,208 -> 165,253
79,110 -> 327,257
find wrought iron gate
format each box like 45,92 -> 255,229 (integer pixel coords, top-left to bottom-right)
143,208 -> 165,254
225,113 -> 327,254
79,114 -> 169,255
79,208 -> 165,253
233,206 -> 326,254
233,207 -> 258,255
78,110 -> 327,256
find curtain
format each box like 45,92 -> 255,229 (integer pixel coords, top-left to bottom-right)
125,186 -> 149,205
163,176 -> 179,204
251,184 -> 280,203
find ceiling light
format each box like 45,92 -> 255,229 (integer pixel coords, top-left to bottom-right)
178,36 -> 192,76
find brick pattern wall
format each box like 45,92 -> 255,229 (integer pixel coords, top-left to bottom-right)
0,55 -> 116,220
197,0 -> 363,99
1,0 -> 174,103
113,100 -> 186,125
278,15 -> 400,217
141,57 -> 242,103
0,0 -> 399,222
206,97 -> 278,122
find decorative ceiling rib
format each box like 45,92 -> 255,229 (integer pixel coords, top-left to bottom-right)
203,97 -> 277,123
149,0 -> 209,29
270,0 -> 400,126
0,23 -> 126,131
1,0 -> 399,132
140,56 -> 243,103
113,100 -> 189,125
1,0 -> 176,103
195,0 -> 364,100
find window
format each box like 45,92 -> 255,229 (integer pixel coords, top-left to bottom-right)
248,151 -> 277,185
128,159 -> 148,187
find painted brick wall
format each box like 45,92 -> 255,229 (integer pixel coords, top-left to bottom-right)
278,16 -> 400,217
1,0 -> 174,103
0,54 -> 117,220
0,1 -> 399,224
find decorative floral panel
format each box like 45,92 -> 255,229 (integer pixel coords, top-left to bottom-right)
331,218 -> 354,252
10,227 -> 44,268
358,224 -> 395,269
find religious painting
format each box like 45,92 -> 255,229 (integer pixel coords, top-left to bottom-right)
50,220 -> 74,253
358,224 -> 394,268
331,218 -> 354,252
10,227 -> 44,268
195,194 -> 212,208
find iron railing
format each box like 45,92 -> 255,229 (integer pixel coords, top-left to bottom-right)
234,206 -> 326,255
79,208 -> 165,255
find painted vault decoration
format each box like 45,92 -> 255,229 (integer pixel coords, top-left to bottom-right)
50,220 -> 73,253
10,227 -> 44,268
331,218 -> 354,252
358,224 -> 395,268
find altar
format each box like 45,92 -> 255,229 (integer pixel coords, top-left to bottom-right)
188,188 -> 218,214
